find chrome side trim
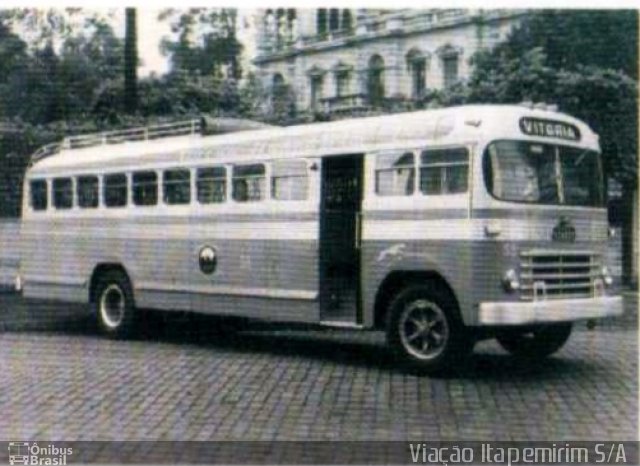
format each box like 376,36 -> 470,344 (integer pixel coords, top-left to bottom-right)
319,321 -> 364,329
136,282 -> 318,301
24,275 -> 87,288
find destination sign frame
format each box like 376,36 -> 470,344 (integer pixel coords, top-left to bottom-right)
519,117 -> 581,141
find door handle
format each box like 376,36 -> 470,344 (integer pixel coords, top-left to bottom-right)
355,212 -> 362,250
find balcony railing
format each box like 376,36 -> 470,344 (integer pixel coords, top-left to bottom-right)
300,28 -> 355,47
317,93 -> 415,116
319,94 -> 370,115
257,9 -> 523,58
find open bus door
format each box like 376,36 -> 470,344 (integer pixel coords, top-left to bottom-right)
319,154 -> 363,325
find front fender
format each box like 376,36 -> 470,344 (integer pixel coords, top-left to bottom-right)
361,241 -> 473,327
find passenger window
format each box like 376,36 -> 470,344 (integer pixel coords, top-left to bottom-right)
30,180 -> 48,211
132,171 -> 158,206
77,176 -> 99,208
232,164 -> 265,202
104,173 -> 128,208
271,160 -> 308,201
163,169 -> 191,205
420,147 -> 469,195
375,151 -> 415,196
197,167 -> 226,204
52,178 -> 73,209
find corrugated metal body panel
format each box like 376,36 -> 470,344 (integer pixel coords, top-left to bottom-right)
20,213 -> 320,322
0,220 -> 20,287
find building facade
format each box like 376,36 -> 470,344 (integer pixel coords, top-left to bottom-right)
253,9 -> 525,117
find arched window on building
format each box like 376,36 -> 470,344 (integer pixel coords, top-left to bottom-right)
342,10 -> 353,32
275,9 -> 286,47
286,9 -> 296,43
333,62 -> 352,98
329,9 -> 340,32
308,66 -> 325,112
442,55 -> 459,88
406,48 -> 427,100
271,73 -> 295,119
273,73 -> 285,90
367,55 -> 385,107
437,44 -> 462,89
272,73 -> 287,102
317,9 -> 327,36
264,10 -> 276,47
317,8 -> 354,37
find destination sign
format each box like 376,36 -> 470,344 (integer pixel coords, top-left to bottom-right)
519,117 -> 581,141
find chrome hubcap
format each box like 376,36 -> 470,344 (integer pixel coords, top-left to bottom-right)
399,299 -> 449,360
100,284 -> 125,329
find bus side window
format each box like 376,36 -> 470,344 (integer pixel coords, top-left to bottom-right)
52,178 -> 73,209
132,171 -> 158,206
30,179 -> 48,211
163,169 -> 191,205
197,166 -> 226,204
77,175 -> 99,208
375,151 -> 415,196
271,159 -> 309,201
420,147 -> 469,195
104,173 -> 128,208
232,164 -> 265,202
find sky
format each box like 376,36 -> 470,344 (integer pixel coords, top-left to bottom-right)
134,10 -> 172,77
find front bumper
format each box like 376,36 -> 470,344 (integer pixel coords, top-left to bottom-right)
478,296 -> 623,325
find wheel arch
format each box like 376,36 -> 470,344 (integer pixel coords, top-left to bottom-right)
373,270 -> 462,329
89,263 -> 134,305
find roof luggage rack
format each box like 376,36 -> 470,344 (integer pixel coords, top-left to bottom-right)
29,117 -> 276,165
30,119 -> 201,164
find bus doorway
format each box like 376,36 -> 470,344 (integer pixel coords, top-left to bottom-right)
319,154 -> 363,325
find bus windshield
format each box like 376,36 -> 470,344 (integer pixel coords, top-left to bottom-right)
483,140 -> 604,207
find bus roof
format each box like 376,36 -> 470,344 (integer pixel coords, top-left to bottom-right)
27,105 -> 599,177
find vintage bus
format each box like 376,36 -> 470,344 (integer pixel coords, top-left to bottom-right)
18,105 -> 622,372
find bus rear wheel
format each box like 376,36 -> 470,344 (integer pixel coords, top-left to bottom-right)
496,323 -> 572,359
386,283 -> 471,374
93,270 -> 137,339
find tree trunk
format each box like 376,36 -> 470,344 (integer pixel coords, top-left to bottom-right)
124,8 -> 138,114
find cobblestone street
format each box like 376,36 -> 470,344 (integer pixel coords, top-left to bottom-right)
0,293 -> 636,442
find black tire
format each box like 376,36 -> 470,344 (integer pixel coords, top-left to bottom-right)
386,283 -> 472,374
496,323 -> 572,359
92,270 -> 137,339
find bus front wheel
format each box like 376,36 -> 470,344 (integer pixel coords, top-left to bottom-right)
386,283 -> 471,374
496,323 -> 572,359
93,270 -> 137,339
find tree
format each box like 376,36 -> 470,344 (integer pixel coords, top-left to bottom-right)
0,20 -> 29,120
159,8 -> 243,79
497,10 -> 637,79
124,8 -> 138,113
0,8 -> 112,51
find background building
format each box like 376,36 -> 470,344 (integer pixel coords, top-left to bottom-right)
253,9 -> 524,118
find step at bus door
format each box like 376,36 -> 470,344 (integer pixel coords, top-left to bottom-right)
319,154 -> 363,325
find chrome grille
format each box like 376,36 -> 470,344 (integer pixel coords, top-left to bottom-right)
519,250 -> 601,301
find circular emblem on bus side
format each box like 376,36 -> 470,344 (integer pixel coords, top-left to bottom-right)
199,246 -> 217,275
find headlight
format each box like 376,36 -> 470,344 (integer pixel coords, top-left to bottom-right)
601,266 -> 613,287
502,269 -> 520,292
